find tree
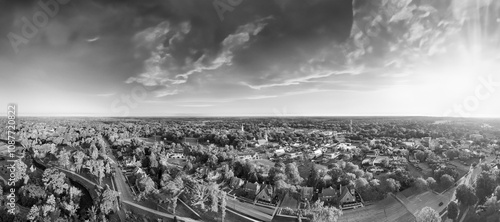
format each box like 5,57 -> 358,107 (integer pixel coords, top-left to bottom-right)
100,185 -> 119,215
439,174 -> 454,189
456,184 -> 477,206
414,177 -> 428,191
69,186 -> 82,202
344,162 -> 359,173
484,196 -> 500,216
220,191 -> 227,222
42,168 -> 69,195
445,149 -> 459,160
494,186 -> 500,199
13,159 -> 29,184
73,151 -> 86,173
416,206 -> 440,222
447,201 -> 458,220
304,200 -> 342,222
285,163 -> 303,185
27,205 -> 40,221
42,194 -> 56,217
96,160 -> 105,185
57,150 -> 71,169
382,178 -> 401,193
208,154 -> 218,168
90,144 -> 99,160
415,150 -> 427,162
426,177 -> 437,190
210,190 -> 218,213
308,166 -> 326,188
475,171 -> 496,202
355,178 -> 369,190
87,206 -> 98,222
137,175 -> 158,198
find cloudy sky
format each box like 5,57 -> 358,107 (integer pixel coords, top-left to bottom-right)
0,0 -> 499,117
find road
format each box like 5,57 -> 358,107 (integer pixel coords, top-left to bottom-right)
122,200 -> 201,222
225,196 -> 274,222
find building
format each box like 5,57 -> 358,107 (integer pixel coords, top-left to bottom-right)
300,187 -> 314,202
373,156 -> 390,167
238,152 -> 259,160
365,150 -> 379,158
243,182 -> 261,196
324,152 -> 340,160
287,152 -> 303,159
319,187 -> 336,202
309,149 -> 323,159
256,134 -> 269,147
274,148 -> 286,157
339,185 -> 363,210
337,143 -> 356,151
402,141 -> 415,147
230,177 -> 244,189
422,137 -> 432,146
255,184 -> 275,205
362,158 -> 374,166
168,152 -> 185,159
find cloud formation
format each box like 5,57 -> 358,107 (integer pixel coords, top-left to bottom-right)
126,16 -> 271,97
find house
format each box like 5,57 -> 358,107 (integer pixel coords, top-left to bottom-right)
324,152 -> 340,159
243,182 -> 261,196
287,152 -> 303,159
169,152 -> 185,159
230,177 -> 244,189
256,134 -> 269,147
365,150 -> 379,158
469,134 -> 484,140
274,148 -> 286,157
300,187 -> 314,202
339,185 -> 356,205
255,184 -> 275,205
402,141 -> 415,147
339,185 -> 364,210
362,158 -> 374,166
319,187 -> 336,202
373,156 -> 390,167
309,149 -> 323,159
238,152 -> 259,160
337,143 -> 356,151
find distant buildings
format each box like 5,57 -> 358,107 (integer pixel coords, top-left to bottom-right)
168,152 -> 185,159
274,148 -> 286,157
238,152 -> 259,160
469,134 -> 484,140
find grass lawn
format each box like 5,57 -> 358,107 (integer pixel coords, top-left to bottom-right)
416,162 -> 433,176
407,163 -> 426,178
167,158 -> 187,167
250,159 -> 274,168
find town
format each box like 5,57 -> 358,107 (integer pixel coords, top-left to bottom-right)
0,116 -> 499,222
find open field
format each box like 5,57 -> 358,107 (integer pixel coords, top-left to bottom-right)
338,195 -> 415,222
250,159 -> 275,167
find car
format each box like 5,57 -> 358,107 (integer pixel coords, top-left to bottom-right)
439,202 -> 443,206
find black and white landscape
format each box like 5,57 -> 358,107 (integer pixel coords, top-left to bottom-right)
1,0 -> 500,222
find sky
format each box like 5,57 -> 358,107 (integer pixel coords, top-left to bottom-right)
0,0 -> 499,117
